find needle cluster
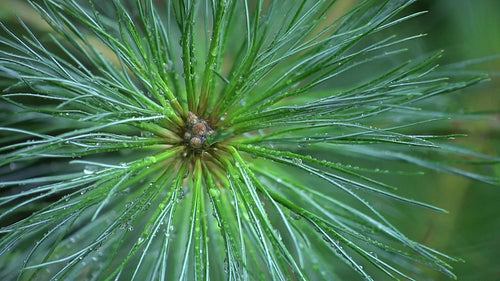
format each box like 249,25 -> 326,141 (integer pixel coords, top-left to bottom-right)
0,0 -> 498,280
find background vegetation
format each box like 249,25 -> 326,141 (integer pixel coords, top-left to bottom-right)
0,0 -> 498,280
391,1 -> 500,280
345,2 -> 500,279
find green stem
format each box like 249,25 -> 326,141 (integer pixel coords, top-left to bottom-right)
180,0 -> 198,112
198,0 -> 228,117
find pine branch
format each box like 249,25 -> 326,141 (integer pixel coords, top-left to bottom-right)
1,0 -> 498,280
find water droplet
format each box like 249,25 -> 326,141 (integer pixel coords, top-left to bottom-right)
83,165 -> 98,175
177,187 -> 185,201
292,158 -> 302,164
209,188 -> 221,197
9,162 -> 17,170
144,156 -> 157,164
290,211 -> 301,220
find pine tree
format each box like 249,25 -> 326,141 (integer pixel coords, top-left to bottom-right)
0,0 -> 498,280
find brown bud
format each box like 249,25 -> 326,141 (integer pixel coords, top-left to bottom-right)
187,112 -> 198,126
189,136 -> 203,148
192,122 -> 207,136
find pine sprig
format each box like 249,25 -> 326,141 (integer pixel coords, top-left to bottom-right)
0,0 -> 498,280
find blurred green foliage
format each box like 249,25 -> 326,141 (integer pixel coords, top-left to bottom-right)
401,1 -> 500,280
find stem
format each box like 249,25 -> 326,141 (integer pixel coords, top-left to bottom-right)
180,0 -> 198,112
198,0 -> 228,117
